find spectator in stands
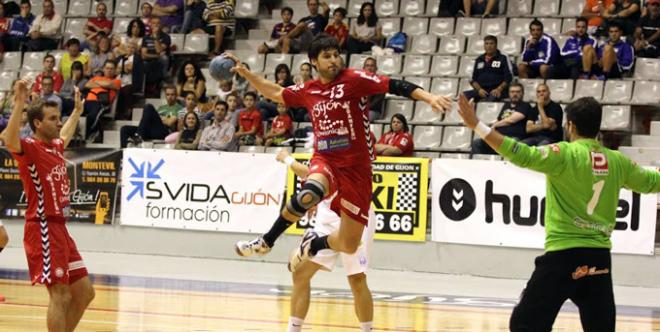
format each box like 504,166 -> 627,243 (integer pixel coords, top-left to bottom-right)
519,19 -> 561,79
294,62 -> 315,84
214,79 -> 233,102
141,17 -> 171,92
280,0 -> 330,54
558,17 -> 597,79
182,0 -> 207,34
89,35 -> 116,75
226,92 -> 241,127
461,0 -> 499,18
264,103 -> 293,147
26,0 -> 62,51
581,22 -> 634,79
141,2 -> 153,35
84,2 -> 113,51
60,61 -> 88,116
634,0 -> 659,58
199,100 -> 236,151
258,6 -> 296,54
178,91 -> 203,131
4,0 -> 34,51
176,61 -> 207,103
523,83 -> 563,146
84,60 -> 121,142
362,57 -> 385,121
232,62 -> 254,97
0,4 -> 11,42
31,54 -> 63,100
175,111 -> 201,150
375,113 -> 414,157
259,63 -> 294,120
116,19 -> 146,57
471,82 -> 532,155
324,7 -> 348,50
203,0 -> 235,57
581,0 -> 614,35
35,76 -> 62,112
464,35 -> 513,102
235,91 -> 263,146
601,0 -> 641,36
153,0 -> 184,33
119,84 -> 182,148
1,0 -> 18,17
346,2 -> 382,58
60,38 -> 90,80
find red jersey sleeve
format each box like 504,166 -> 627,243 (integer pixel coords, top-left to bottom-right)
393,132 -> 414,156
377,132 -> 389,145
53,72 -> 64,93
282,83 -> 307,108
347,69 -> 390,97
11,138 -> 34,164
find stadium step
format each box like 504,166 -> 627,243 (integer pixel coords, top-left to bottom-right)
651,122 -> 660,136
102,131 -> 121,147
631,135 -> 660,148
618,146 -> 660,166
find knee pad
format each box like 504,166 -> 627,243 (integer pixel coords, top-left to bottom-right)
286,179 -> 325,217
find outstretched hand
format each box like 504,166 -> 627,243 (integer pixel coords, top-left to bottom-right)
73,87 -> 84,113
457,93 -> 479,129
429,95 -> 452,114
275,149 -> 291,164
13,80 -> 29,102
223,52 -> 249,77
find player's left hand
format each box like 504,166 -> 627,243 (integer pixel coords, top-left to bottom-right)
457,93 -> 479,129
429,95 -> 452,113
73,87 -> 84,113
276,149 -> 291,163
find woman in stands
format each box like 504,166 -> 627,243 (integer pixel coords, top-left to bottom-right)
175,111 -> 202,150
258,63 -> 294,120
346,2 -> 382,57
60,61 -> 89,116
375,113 -> 414,157
89,35 -> 116,75
294,62 -> 315,84
115,18 -> 146,57
177,61 -> 207,103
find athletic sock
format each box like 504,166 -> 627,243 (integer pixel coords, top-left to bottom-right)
287,316 -> 304,332
309,235 -> 330,256
360,321 -> 373,331
262,215 -> 294,247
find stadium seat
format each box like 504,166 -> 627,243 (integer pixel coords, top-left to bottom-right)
466,35 -> 484,55
519,78 -> 544,102
431,55 -> 458,76
555,35 -> 570,49
573,80 -> 603,101
430,77 -> 458,98
327,0 -> 348,12
382,100 -> 414,122
458,78 -> 471,95
481,18 -> 507,36
370,123 -> 383,140
169,34 -> 185,54
457,55 -> 477,77
560,0 -> 584,17
380,18 -> 402,38
442,103 -> 462,124
631,81 -> 660,105
472,154 -> 503,160
562,18 -> 577,34
50,51 -> 64,69
533,0 -> 560,16
0,71 -> 17,91
441,126 -> 472,150
455,18 -> 481,37
235,0 -> 259,18
507,0 -> 533,16
22,52 -> 45,71
425,0 -> 440,16
51,0 -> 67,16
601,105 -> 631,130
438,36 -> 465,55
375,0 -> 399,16
291,54 -> 309,74
410,34 -> 438,54
402,55 -> 431,76
429,18 -> 455,36
0,52 -> 22,72
440,153 -> 470,159
265,146 -> 294,154
67,0 -> 91,16
498,35 -> 522,55
545,79 -> 574,103
230,50 -> 265,73
404,76 -> 431,91
602,80 -> 633,104
64,18 -> 87,41
476,102 -> 502,124
89,0 -> 113,15
631,135 -> 660,148
539,18 -> 562,36
634,58 -> 660,81
264,54 -> 293,74
349,53 -> 372,68
415,151 -> 440,158
114,0 -> 138,16
19,70 -> 40,83
411,102 -> 442,123
413,125 -> 443,149
402,17 -> 429,37
184,34 -> 209,53
113,17 -> 133,34
508,18 -> 533,38
377,54 -> 403,75
348,0 -> 371,16
401,0 -> 424,16
239,146 -> 266,153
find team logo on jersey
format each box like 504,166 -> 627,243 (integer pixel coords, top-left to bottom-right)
55,267 -> 65,278
438,179 -> 476,221
590,151 -> 609,176
477,62 -> 485,69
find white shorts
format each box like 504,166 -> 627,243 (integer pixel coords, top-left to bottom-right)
309,199 -> 376,276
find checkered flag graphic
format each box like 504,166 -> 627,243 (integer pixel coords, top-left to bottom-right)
396,173 -> 418,211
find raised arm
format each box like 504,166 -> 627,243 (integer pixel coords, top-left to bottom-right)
224,52 -> 285,103
3,80 -> 30,154
60,87 -> 84,148
276,150 -> 309,178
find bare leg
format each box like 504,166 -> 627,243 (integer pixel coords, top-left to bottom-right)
601,44 -> 616,73
280,36 -> 292,54
65,276 -> 95,332
0,226 -> 8,247
484,0 -> 498,15
582,44 -> 596,73
539,64 -> 550,79
463,0 -> 471,15
518,63 -> 529,78
213,25 -> 225,54
47,284 -> 71,332
290,260 -> 322,319
327,212 -> 365,254
348,273 -> 373,323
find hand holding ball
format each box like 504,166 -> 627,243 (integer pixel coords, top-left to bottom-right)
209,55 -> 236,82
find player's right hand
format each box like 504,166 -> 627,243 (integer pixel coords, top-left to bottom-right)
13,80 -> 29,101
429,95 -> 452,114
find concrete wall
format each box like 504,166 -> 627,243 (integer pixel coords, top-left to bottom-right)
3,220 -> 660,288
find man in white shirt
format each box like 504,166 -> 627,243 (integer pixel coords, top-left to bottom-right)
26,0 -> 62,51
198,100 -> 236,151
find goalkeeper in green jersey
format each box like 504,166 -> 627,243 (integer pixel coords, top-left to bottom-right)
456,94 -> 660,332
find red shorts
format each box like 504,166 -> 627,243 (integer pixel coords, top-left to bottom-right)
309,156 -> 372,225
24,219 -> 88,286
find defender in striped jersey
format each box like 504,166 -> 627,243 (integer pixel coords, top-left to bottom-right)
3,80 -> 94,332
230,34 -> 452,272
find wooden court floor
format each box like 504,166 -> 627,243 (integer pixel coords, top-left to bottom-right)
1,273 -> 659,332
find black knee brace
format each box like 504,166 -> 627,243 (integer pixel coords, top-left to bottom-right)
286,179 -> 325,217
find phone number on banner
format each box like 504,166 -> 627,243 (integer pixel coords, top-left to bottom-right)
285,154 -> 429,242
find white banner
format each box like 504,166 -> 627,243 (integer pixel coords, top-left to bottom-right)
431,159 -> 657,255
120,149 -> 287,233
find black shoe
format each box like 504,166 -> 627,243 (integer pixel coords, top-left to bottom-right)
128,133 -> 143,146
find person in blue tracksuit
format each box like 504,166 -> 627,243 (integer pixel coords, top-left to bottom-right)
518,19 -> 562,79
582,21 -> 634,79
558,17 -> 597,79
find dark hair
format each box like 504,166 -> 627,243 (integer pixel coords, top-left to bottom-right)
103,59 -> 116,68
65,38 -> 80,47
308,33 -> 340,61
127,18 -> 146,37
274,63 -> 294,87
43,54 -> 55,63
391,113 -> 409,133
484,35 -> 498,44
576,17 -> 588,25
300,62 -> 313,70
180,111 -> 200,143
608,21 -> 623,31
364,56 -> 377,65
177,61 -> 206,87
163,83 -> 177,93
357,2 -> 378,27
509,81 -> 524,94
281,6 -> 293,15
96,2 -> 107,10
70,61 -> 84,74
244,91 -> 258,100
41,75 -> 54,83
28,101 -> 59,132
333,7 -> 347,18
565,97 -> 602,138
20,0 -> 31,8
529,19 -> 543,30
215,100 -> 229,110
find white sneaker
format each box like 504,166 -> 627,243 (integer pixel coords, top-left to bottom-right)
287,229 -> 318,272
235,237 -> 272,257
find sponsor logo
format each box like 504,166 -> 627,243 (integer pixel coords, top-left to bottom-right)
55,267 -> 64,278
127,158 -> 164,201
340,198 -> 360,215
591,151 -> 609,176
572,265 -> 610,280
438,179 -> 476,221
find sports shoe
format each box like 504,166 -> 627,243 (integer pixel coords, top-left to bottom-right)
235,237 -> 271,257
288,229 -> 318,272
